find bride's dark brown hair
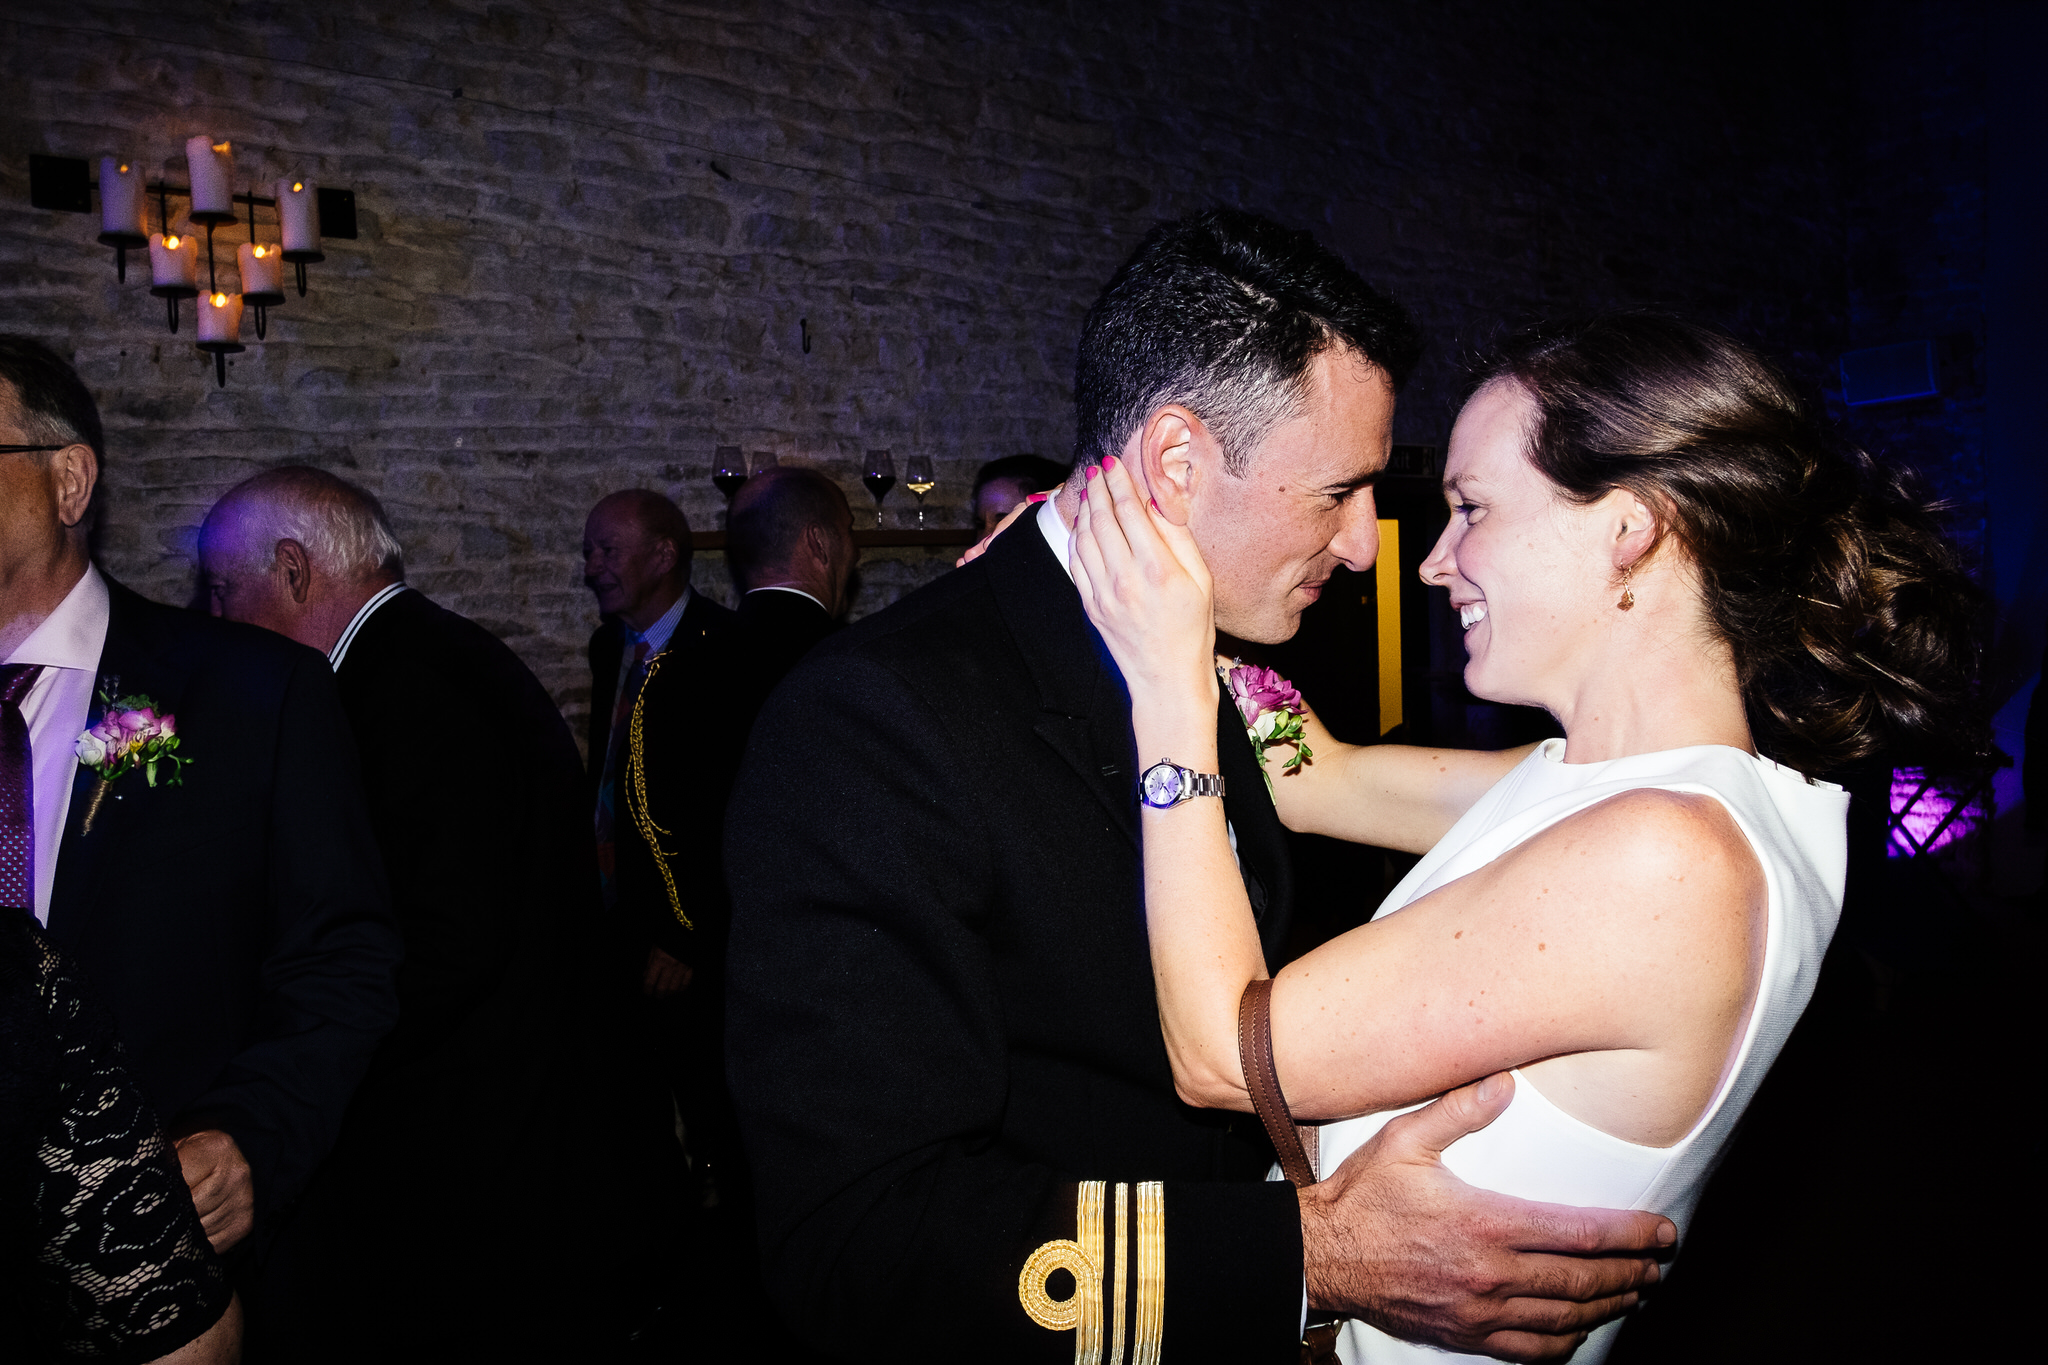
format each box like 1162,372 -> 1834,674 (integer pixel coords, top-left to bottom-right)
1481,313 -> 1990,777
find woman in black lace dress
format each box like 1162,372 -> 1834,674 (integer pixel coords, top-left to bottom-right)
1,911 -> 241,1363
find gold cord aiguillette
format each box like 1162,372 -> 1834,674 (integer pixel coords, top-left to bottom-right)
625,650 -> 691,930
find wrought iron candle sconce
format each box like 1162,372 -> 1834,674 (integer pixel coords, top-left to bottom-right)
28,148 -> 356,389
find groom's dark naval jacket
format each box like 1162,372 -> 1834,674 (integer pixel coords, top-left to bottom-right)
726,517 -> 1302,1363
45,579 -> 400,1219
259,587 -> 679,1353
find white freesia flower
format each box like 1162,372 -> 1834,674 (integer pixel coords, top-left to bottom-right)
75,731 -> 107,767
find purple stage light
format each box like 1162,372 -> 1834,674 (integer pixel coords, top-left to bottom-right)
1887,768 -> 1982,858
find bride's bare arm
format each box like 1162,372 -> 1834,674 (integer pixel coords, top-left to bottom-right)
1073,457 -> 1764,1145
1257,703 -> 1532,854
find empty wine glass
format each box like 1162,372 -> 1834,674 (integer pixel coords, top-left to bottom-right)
904,453 -> 935,529
713,447 -> 746,499
749,450 -> 779,476
863,449 -> 895,528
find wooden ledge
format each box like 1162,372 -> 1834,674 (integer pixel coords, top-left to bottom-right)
691,529 -> 978,550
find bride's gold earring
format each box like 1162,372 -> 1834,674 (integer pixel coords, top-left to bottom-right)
1616,565 -> 1636,612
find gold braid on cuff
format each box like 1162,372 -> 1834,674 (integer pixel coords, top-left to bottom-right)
625,649 -> 692,930
1019,1181 -> 1164,1365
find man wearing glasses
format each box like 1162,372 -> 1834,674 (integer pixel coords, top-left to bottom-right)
0,336 -> 399,1272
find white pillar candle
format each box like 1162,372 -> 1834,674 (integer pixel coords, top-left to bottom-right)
149,232 -> 198,289
99,157 -> 146,238
275,177 -> 319,253
196,291 -> 244,343
186,136 -> 234,216
237,242 -> 283,297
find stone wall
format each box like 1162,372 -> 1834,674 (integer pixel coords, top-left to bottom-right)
2,0 -> 1856,743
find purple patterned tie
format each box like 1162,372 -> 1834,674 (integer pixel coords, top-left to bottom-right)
0,663 -> 45,913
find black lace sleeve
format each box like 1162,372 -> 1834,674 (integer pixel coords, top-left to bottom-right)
0,914 -> 231,1364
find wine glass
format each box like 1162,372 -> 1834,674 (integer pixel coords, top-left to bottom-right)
749,450 -> 779,476
712,446 -> 746,499
904,453 -> 935,529
862,449 -> 895,528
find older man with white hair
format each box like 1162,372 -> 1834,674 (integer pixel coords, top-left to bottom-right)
0,336 -> 400,1264
199,469 -> 683,1359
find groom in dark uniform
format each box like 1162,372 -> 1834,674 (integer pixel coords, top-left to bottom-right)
725,212 -> 1674,1363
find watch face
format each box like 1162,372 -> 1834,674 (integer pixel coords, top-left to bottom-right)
1141,763 -> 1184,807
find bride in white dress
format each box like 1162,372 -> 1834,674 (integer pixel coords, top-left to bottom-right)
1067,314 -> 1986,1363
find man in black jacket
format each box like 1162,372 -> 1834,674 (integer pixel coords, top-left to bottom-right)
584,489 -> 737,992
0,337 -> 399,1260
199,467 -> 680,1355
724,212 -> 1674,1363
726,465 -> 857,705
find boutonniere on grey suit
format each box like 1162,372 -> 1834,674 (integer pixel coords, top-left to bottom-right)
74,688 -> 190,834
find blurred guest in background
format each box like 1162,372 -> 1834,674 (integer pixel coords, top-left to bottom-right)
0,337 -> 399,1270
971,454 -> 1071,536
201,469 -> 680,1357
583,489 -> 735,997
2,911 -> 242,1364
727,466 -> 858,695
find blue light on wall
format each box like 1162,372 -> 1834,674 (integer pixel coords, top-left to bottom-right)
1841,340 -> 1938,406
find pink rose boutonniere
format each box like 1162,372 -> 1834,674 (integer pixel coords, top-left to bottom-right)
75,690 -> 190,833
1222,661 -> 1313,796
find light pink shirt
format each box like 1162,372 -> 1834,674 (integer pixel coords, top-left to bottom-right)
2,564 -> 110,925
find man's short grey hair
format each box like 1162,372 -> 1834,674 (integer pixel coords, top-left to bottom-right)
214,466 -> 405,579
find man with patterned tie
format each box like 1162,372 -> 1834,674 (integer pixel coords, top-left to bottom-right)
0,336 -> 399,1264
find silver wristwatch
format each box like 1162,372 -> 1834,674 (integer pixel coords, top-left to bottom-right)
1138,759 -> 1226,809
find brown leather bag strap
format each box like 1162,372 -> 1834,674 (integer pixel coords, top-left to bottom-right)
1237,977 -> 1318,1188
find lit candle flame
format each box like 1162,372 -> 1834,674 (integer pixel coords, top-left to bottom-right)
292,182 -> 304,193
118,163 -> 129,174
212,141 -> 231,154
252,245 -> 267,257
164,235 -> 181,249
211,293 -> 227,307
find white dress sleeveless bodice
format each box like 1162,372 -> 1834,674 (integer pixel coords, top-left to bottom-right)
1309,741 -> 1848,1365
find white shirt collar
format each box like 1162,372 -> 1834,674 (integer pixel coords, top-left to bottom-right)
5,563 -> 109,672
745,585 -> 828,612
635,585 -> 693,656
328,581 -> 410,670
1035,497 -> 1078,585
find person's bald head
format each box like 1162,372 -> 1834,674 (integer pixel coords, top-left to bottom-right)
199,466 -> 405,653
583,489 -> 693,631
727,467 -> 857,614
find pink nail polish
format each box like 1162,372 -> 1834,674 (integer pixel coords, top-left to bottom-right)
1026,491 -> 1049,503
1102,454 -> 1118,471
1084,465 -> 1099,482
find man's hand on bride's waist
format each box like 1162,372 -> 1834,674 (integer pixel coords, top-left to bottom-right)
1301,1073 -> 1676,1362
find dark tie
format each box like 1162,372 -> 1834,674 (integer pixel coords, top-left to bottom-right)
1,663 -> 46,913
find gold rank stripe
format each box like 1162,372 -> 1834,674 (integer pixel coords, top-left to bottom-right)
1020,1181 -> 1163,1365
1075,1181 -> 1105,1365
1134,1182 -> 1164,1365
1108,1183 -> 1129,1365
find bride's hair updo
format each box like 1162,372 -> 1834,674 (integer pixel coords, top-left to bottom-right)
1480,313 -> 1990,777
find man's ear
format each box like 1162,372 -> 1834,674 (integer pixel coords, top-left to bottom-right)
50,442 -> 97,531
1137,406 -> 1208,527
652,536 -> 680,580
801,523 -> 832,571
275,540 -> 314,605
